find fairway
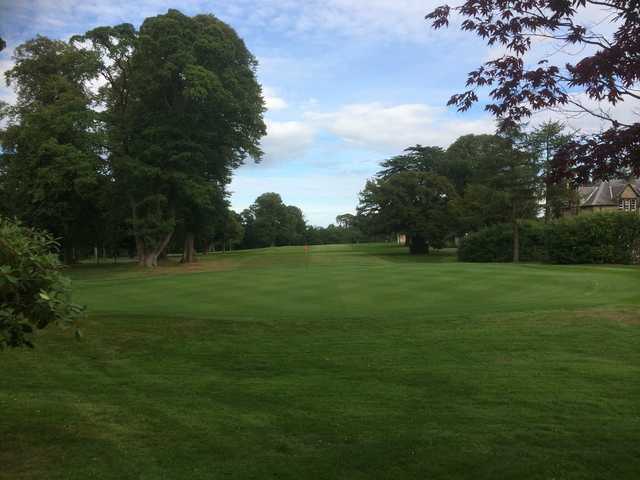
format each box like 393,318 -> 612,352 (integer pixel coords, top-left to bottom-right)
2,244 -> 640,479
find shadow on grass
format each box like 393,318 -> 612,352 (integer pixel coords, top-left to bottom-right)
374,247 -> 458,263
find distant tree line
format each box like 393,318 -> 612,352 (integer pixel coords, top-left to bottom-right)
234,193 -> 383,250
0,10 -> 266,267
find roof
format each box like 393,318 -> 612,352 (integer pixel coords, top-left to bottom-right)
578,178 -> 640,207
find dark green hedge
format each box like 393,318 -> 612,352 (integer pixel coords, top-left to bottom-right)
546,212 -> 640,264
458,212 -> 640,264
458,221 -> 548,262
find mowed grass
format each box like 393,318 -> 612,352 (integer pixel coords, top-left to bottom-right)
1,243 -> 640,479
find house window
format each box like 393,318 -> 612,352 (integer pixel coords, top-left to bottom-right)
620,199 -> 637,211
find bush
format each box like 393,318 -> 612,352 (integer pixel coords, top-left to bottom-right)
0,217 -> 83,349
546,212 -> 640,264
458,221 -> 548,262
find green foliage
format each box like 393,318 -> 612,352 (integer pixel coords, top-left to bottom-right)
358,172 -> 460,253
459,213 -> 640,264
547,212 -> 640,264
242,193 -> 306,247
377,145 -> 445,179
524,122 -> 575,220
217,210 -> 245,249
70,11 -> 266,265
0,217 -> 82,349
458,221 -> 548,262
0,36 -> 103,263
456,133 -> 542,231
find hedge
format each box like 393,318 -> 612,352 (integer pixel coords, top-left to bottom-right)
458,212 -> 640,264
546,212 -> 640,264
458,221 -> 548,262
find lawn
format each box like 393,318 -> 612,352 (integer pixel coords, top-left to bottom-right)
1,243 -> 640,479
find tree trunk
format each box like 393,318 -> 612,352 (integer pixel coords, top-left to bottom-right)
544,179 -> 552,223
135,236 -> 145,265
137,231 -> 173,268
63,241 -> 75,265
512,219 -> 520,263
409,234 -> 429,255
181,232 -> 196,263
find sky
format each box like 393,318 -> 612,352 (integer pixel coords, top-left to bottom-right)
1,0 -> 635,225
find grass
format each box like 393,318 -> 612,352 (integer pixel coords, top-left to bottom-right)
1,243 -> 640,479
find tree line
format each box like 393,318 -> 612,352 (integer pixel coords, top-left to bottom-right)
0,10 -> 266,267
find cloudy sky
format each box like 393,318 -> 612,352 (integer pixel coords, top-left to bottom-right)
0,0 -> 631,225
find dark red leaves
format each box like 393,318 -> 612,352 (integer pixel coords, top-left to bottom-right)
426,0 -> 640,179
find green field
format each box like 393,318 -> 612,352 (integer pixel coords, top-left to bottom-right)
2,244 -> 640,479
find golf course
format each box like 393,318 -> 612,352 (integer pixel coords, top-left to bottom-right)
1,243 -> 639,479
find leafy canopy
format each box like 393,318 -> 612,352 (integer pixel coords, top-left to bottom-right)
358,172 -> 460,253
0,36 -> 103,263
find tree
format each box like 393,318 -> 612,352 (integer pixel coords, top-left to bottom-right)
335,213 -> 356,229
377,145 -> 445,179
442,134 -> 500,195
358,172 -> 460,254
75,10 -> 266,266
426,0 -> 640,181
460,132 -> 542,262
0,217 -> 82,349
284,205 -> 307,245
243,193 -> 290,247
0,36 -> 102,264
525,122 -> 575,220
216,210 -> 244,251
240,193 -> 310,248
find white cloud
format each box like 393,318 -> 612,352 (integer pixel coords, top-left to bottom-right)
260,120 -> 315,161
530,93 -> 640,134
306,102 -> 495,152
1,0 -> 449,45
263,86 -> 288,111
255,101 -> 497,164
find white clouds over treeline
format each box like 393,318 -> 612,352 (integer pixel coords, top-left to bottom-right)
260,100 -> 495,163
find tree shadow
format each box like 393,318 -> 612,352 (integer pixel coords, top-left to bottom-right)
373,247 -> 458,263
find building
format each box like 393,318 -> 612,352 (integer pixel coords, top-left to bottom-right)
570,178 -> 640,215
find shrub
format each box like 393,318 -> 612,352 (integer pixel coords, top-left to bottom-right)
458,221 -> 548,262
0,217 -> 83,349
546,212 -> 640,264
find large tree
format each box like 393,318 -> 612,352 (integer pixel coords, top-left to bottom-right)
0,36 -> 102,264
358,172 -> 460,254
74,10 -> 266,267
460,132 -> 542,261
426,0 -> 640,181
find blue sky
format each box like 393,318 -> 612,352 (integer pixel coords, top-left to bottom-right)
1,0 -> 630,225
